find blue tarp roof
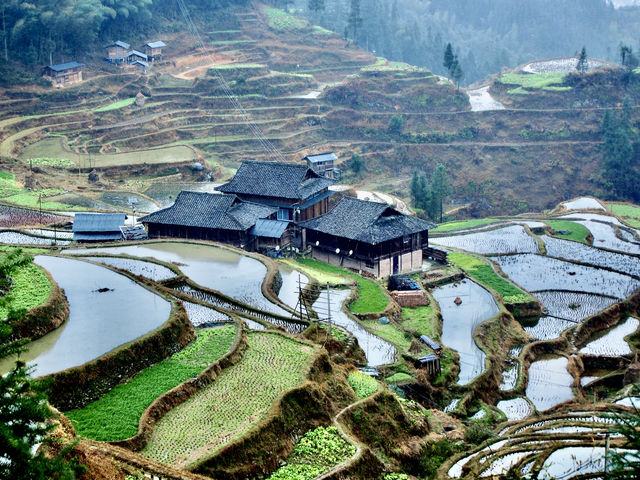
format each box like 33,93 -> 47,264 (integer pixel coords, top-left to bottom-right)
72,213 -> 125,233
305,152 -> 337,163
251,219 -> 289,238
47,62 -> 84,72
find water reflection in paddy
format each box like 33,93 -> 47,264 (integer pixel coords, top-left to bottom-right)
432,279 -> 498,385
0,256 -> 171,377
579,317 -> 639,356
64,243 -> 290,317
277,265 -> 308,310
526,356 -> 574,412
312,289 -> 395,367
83,256 -> 177,281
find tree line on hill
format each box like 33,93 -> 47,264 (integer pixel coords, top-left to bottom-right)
287,0 -> 640,84
0,0 -> 247,66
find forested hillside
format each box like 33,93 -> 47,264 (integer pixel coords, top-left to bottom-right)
0,0 -> 246,65
290,0 -> 640,83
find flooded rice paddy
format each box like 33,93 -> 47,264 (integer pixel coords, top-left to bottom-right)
560,197 -> 605,211
182,301 -> 230,326
432,279 -> 498,385
494,254 -> 640,298
467,86 -> 505,112
542,235 -> 640,277
26,228 -> 74,239
525,356 -> 574,412
64,243 -> 290,317
144,182 -> 220,207
497,398 -> 533,421
82,256 -> 177,281
277,265 -> 308,310
0,256 -> 171,377
99,192 -> 159,213
312,289 -> 396,367
432,225 -> 539,255
0,230 -> 71,245
579,317 -> 639,356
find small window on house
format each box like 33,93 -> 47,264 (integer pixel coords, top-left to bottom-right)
277,209 -> 291,221
403,235 -> 410,244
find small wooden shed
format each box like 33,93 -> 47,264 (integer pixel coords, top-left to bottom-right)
417,354 -> 441,378
105,41 -> 130,64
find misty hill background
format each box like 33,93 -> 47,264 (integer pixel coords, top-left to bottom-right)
293,0 -> 640,83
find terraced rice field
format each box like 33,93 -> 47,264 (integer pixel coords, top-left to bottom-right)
560,197 -> 605,211
0,231 -> 71,245
579,317 -> 639,356
142,332 -> 317,467
525,356 -> 574,412
432,225 -> 539,255
496,398 -> 532,421
182,301 -> 231,326
66,325 -> 236,441
82,256 -> 177,281
542,235 -> 640,277
493,254 -> 640,298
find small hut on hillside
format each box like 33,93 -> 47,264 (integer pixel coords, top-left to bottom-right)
105,41 -> 130,64
304,152 -> 339,179
42,62 -> 85,86
144,41 -> 166,62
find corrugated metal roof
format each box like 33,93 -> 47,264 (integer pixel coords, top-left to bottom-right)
132,60 -> 149,68
127,50 -> 148,60
47,62 -> 85,72
72,213 -> 125,233
107,41 -> 130,49
251,219 -> 289,238
145,41 -> 166,48
305,152 -> 337,164
73,232 -> 122,242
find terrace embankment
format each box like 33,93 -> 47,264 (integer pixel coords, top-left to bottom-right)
8,267 -> 69,342
44,301 -> 194,411
190,349 -> 359,479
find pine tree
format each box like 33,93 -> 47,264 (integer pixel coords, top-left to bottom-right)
451,57 -> 464,88
576,46 -> 588,74
443,42 -> 454,72
347,0 -> 362,42
430,163 -> 451,222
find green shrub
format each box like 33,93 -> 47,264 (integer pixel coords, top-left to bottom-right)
348,371 -> 378,398
464,423 -> 495,445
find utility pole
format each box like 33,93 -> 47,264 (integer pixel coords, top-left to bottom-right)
326,283 -> 331,338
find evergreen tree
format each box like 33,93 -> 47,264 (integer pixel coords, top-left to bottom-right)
307,0 -> 325,15
601,103 -> 637,199
577,46 -> 588,74
430,163 -> 451,222
451,57 -> 464,88
347,0 -> 362,41
443,42 -> 454,72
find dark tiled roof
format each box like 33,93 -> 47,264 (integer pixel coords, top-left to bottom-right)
47,62 -> 84,72
305,152 -> 337,164
300,196 -> 435,245
145,41 -> 166,48
216,161 -> 334,200
72,213 -> 125,233
139,191 -> 276,231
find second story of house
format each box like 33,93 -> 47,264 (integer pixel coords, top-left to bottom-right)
215,161 -> 335,222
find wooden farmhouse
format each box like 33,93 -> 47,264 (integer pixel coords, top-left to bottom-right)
105,41 -> 130,64
144,41 -> 166,62
140,191 -> 280,247
299,196 -> 435,277
42,62 -> 85,86
72,213 -> 125,242
304,152 -> 338,179
216,161 -> 335,222
126,50 -> 148,64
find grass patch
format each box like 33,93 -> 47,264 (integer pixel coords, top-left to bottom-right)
2,190 -> 69,211
547,220 -> 591,244
295,258 -> 388,314
432,218 -> 502,232
499,72 -> 568,91
1,261 -> 52,319
448,252 -> 532,304
209,40 -> 256,45
264,7 -> 309,31
312,25 -> 333,35
94,97 -> 136,112
280,259 -> 349,286
142,332 -> 315,465
66,325 -> 236,441
361,317 -> 415,353
385,372 -> 412,383
348,371 -> 378,398
401,305 -> 438,338
362,57 -> 430,73
608,203 -> 640,225
267,426 -> 356,480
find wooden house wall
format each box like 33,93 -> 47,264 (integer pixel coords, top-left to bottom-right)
146,223 -> 248,245
45,68 -> 83,85
106,46 -> 127,62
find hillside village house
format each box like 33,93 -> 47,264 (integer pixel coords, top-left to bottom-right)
299,196 -> 435,277
304,152 -> 339,179
126,50 -> 148,64
43,62 -> 85,86
73,213 -> 125,242
105,41 -> 130,64
140,191 -> 278,246
216,161 -> 335,222
144,41 -> 167,62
